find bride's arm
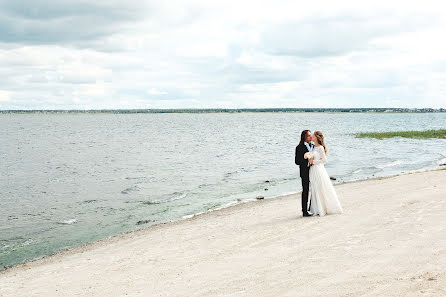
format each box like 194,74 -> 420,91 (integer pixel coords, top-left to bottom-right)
312,147 -> 327,165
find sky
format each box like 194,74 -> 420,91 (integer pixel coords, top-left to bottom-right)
0,0 -> 446,109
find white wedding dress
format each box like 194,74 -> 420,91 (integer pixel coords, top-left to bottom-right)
309,146 -> 343,216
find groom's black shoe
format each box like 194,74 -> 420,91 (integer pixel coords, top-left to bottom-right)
303,212 -> 313,217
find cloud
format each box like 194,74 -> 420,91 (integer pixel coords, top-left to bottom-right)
0,0 -> 147,45
260,11 -> 436,58
148,88 -> 168,95
0,90 -> 12,102
0,0 -> 446,109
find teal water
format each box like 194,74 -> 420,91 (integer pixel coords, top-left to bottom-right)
1,112 -> 445,270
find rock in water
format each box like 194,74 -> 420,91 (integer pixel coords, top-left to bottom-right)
256,196 -> 264,200
136,220 -> 152,225
330,176 -> 336,180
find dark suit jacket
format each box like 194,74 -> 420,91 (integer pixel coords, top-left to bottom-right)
295,143 -> 310,178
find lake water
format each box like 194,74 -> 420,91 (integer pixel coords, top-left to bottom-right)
1,112 -> 445,269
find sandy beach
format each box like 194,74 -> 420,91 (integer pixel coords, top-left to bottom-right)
1,170 -> 445,297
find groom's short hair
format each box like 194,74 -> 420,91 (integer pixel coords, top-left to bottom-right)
300,130 -> 311,144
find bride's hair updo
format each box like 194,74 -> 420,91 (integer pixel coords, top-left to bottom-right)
314,131 -> 327,155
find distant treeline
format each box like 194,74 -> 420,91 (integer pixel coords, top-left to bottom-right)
0,108 -> 445,114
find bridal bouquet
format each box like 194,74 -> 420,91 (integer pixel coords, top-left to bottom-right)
304,152 -> 314,159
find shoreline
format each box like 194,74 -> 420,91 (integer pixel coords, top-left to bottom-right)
1,169 -> 445,296
1,167 -> 444,275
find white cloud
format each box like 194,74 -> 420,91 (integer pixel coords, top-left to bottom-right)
0,90 -> 12,102
0,0 -> 446,109
77,81 -> 110,97
147,88 -> 168,95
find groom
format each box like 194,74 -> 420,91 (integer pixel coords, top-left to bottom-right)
295,130 -> 314,217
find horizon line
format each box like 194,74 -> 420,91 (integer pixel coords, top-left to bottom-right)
0,107 -> 445,113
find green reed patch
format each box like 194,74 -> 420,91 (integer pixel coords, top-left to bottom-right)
355,129 -> 446,139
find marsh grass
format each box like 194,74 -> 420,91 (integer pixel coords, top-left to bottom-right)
355,129 -> 446,140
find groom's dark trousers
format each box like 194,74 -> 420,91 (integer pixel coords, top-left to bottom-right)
295,143 -> 310,215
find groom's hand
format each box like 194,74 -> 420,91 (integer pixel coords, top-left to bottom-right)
309,159 -> 314,165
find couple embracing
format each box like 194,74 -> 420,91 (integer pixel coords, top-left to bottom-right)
295,130 -> 343,217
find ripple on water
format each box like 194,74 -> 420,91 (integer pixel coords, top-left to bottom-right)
375,160 -> 402,169
80,199 -> 98,204
58,218 -> 78,225
121,185 -> 140,194
437,157 -> 446,165
140,191 -> 188,205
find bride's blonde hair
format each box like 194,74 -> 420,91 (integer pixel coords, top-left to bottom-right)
314,131 -> 327,155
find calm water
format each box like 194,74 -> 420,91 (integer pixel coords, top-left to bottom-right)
1,112 -> 446,269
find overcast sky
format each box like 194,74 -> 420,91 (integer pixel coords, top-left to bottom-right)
1,0 -> 445,109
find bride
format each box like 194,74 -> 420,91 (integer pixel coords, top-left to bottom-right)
306,131 -> 343,216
